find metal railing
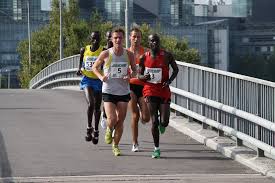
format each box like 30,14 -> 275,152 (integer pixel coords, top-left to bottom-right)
30,55 -> 275,157
29,55 -> 80,89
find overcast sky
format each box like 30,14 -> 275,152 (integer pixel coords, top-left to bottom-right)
195,0 -> 232,4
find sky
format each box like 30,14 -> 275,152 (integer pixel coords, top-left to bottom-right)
195,0 -> 232,4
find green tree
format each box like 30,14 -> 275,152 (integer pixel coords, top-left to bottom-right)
139,24 -> 200,64
18,3 -> 200,88
18,0 -> 89,88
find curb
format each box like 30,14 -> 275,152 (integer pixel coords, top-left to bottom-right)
169,114 -> 275,179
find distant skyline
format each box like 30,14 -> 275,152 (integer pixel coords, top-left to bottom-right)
195,0 -> 232,4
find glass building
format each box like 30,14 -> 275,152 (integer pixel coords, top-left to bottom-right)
159,0 -> 194,26
232,0 -> 252,17
0,0 -> 50,88
104,0 -> 133,25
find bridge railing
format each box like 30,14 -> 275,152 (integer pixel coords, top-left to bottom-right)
29,55 -> 80,89
30,55 -> 275,158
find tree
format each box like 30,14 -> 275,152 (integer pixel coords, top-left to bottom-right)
18,0 -> 90,88
140,24 -> 200,64
18,3 -> 200,88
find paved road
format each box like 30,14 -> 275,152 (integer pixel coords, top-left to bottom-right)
0,89 -> 274,182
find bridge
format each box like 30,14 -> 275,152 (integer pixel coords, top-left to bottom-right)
1,55 -> 275,182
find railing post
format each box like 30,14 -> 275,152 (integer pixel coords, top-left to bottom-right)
217,73 -> 224,136
256,83 -> 264,157
187,66 -> 193,122
234,78 -> 243,146
201,69 -> 207,129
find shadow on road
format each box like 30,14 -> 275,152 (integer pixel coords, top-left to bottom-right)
0,130 -> 14,183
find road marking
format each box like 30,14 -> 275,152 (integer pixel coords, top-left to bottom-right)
0,174 -> 265,183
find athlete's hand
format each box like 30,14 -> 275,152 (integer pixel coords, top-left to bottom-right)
144,73 -> 151,81
76,69 -> 82,76
123,75 -> 130,82
162,79 -> 171,88
101,73 -> 110,82
137,73 -> 150,81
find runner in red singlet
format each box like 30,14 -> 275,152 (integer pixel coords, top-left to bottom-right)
128,27 -> 150,152
138,33 -> 178,158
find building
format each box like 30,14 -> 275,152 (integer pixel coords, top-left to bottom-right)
250,0 -> 275,22
159,0 -> 194,26
232,0 -> 252,17
0,0 -> 50,88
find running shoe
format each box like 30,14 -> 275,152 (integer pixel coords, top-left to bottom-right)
100,112 -> 107,129
159,123 -> 166,134
112,144 -> 121,156
131,144 -> 139,152
92,130 -> 99,145
85,127 -> 93,142
105,127 -> 112,144
152,149 -> 161,159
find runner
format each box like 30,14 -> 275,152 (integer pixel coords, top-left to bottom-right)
128,27 -> 150,152
76,31 -> 104,145
138,33 -> 179,158
92,27 -> 136,156
100,30 -> 113,130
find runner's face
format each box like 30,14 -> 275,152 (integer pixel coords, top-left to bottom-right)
112,32 -> 124,48
148,34 -> 160,51
106,32 -> 112,42
130,31 -> 141,47
90,32 -> 100,46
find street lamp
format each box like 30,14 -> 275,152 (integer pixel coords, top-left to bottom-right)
6,70 -> 10,89
27,0 -> 31,73
125,0 -> 129,48
60,0 -> 63,60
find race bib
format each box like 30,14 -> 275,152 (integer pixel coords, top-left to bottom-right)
84,56 -> 97,71
145,67 -> 162,83
110,62 -> 128,78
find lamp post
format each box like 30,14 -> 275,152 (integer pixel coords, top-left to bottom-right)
27,0 -> 31,73
7,70 -> 10,89
125,0 -> 129,48
59,0 -> 63,60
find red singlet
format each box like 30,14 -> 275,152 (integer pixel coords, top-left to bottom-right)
129,47 -> 145,86
143,49 -> 171,100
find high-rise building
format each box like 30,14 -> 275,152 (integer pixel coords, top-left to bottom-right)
159,0 -> 194,26
0,0 -> 50,88
104,0 -> 133,25
250,0 -> 275,22
232,0 -> 252,17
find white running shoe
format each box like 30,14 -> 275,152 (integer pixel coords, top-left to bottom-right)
100,112 -> 107,129
131,144 -> 139,152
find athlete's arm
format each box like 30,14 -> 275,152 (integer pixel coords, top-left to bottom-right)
92,50 -> 108,82
76,47 -> 85,76
137,54 -> 150,81
127,50 -> 136,78
163,51 -> 178,87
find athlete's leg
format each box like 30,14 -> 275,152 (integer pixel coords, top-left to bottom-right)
129,91 -> 140,146
138,96 -> 150,123
103,102 -> 117,129
84,87 -> 95,141
146,99 -> 160,148
93,92 -> 102,131
113,101 -> 128,146
84,87 -> 95,127
160,103 -> 170,128
92,91 -> 102,144
103,101 -> 117,144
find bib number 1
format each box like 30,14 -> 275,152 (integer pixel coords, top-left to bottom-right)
145,67 -> 162,84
